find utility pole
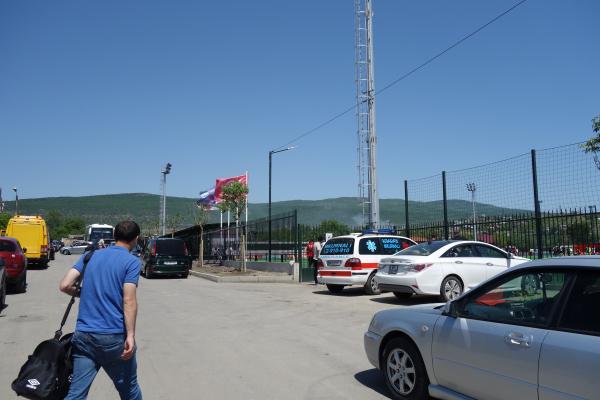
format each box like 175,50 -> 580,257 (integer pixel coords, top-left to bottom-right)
466,183 -> 477,241
159,163 -> 172,236
355,0 -> 379,228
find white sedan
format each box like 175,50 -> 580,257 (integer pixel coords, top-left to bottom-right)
375,240 -> 528,302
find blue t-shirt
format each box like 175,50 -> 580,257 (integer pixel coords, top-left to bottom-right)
73,245 -> 141,334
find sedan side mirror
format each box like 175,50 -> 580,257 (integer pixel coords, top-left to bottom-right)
22,248 -> 27,253
0,258 -> 4,267
443,301 -> 460,318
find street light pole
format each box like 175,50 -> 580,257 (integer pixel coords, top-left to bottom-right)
466,183 -> 477,241
160,163 -> 172,236
12,187 -> 18,216
268,147 -> 295,263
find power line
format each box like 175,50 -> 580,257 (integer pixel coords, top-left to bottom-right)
274,0 -> 530,151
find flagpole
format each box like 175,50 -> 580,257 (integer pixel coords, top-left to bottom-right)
245,171 -> 249,226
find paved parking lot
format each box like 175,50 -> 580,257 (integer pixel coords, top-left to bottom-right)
0,254 -> 439,399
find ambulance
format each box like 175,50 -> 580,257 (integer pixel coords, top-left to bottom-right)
317,230 -> 416,295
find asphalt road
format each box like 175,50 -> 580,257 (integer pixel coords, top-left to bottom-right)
0,253 -> 437,399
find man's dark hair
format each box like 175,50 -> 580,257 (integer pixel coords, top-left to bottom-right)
317,235 -> 325,242
114,221 -> 141,243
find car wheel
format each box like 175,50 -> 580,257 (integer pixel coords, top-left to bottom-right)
364,273 -> 382,295
0,275 -> 6,312
382,337 -> 430,400
440,275 -> 463,302
65,250 -> 71,255
393,292 -> 412,300
182,272 -> 189,279
326,284 -> 344,294
144,266 -> 152,279
17,271 -> 27,293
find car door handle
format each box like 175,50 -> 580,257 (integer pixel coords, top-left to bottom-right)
486,262 -> 494,266
505,332 -> 531,347
455,261 -> 463,264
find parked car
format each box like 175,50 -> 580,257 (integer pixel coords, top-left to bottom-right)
365,256 -> 600,400
317,231 -> 417,294
61,242 -> 91,255
142,238 -> 191,278
0,237 -> 27,293
375,240 -> 529,302
130,244 -> 142,258
5,215 -> 51,266
0,258 -> 6,313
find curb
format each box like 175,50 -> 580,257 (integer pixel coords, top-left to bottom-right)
189,270 -> 297,284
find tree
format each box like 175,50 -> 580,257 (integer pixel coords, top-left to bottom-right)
581,115 -> 600,169
167,213 -> 183,237
46,210 -> 63,239
220,181 -> 249,271
567,220 -> 590,244
0,212 -> 10,231
191,203 -> 212,267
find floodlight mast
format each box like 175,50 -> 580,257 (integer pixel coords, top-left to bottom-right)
355,0 -> 379,229
160,163 -> 172,236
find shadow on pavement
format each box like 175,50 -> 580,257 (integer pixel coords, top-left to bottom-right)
370,294 -> 442,305
354,369 -> 392,399
312,287 -> 367,297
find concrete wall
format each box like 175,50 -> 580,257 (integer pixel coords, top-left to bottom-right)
223,260 -> 293,275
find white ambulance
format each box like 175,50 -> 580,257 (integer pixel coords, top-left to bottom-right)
317,230 -> 416,295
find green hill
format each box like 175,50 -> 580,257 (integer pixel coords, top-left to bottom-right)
2,193 -> 528,231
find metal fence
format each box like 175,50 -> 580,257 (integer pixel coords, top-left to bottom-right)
199,211 -> 300,264
403,142 -> 600,258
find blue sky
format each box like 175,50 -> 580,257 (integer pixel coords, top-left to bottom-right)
0,0 -> 598,204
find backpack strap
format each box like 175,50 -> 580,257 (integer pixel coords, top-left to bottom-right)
54,248 -> 96,340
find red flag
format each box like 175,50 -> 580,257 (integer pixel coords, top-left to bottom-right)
214,174 -> 248,203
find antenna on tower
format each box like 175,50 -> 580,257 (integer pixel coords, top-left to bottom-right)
355,0 -> 379,228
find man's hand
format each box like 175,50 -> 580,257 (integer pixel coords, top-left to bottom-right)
121,335 -> 135,360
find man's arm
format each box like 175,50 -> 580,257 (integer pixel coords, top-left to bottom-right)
59,268 -> 81,297
121,283 -> 138,360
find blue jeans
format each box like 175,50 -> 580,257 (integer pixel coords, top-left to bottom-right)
65,331 -> 142,400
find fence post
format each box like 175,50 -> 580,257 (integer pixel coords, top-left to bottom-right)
404,180 -> 410,237
442,171 -> 449,240
531,150 -> 544,259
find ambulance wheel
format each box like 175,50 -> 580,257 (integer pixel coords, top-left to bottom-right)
365,273 -> 381,295
326,284 -> 344,294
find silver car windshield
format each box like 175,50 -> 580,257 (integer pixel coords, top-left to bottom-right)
394,242 -> 447,256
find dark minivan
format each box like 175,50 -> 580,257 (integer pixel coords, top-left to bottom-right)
142,238 -> 191,279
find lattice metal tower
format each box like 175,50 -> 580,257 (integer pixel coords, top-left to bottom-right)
355,0 -> 379,228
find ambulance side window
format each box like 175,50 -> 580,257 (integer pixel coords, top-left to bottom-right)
379,237 -> 410,255
359,238 -> 382,255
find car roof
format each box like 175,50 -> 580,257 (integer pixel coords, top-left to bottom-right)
0,236 -> 18,243
513,256 -> 600,270
331,234 -> 412,240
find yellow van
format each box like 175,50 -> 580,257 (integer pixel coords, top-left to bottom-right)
6,215 -> 50,266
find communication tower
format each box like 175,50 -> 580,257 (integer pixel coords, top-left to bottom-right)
355,0 -> 379,228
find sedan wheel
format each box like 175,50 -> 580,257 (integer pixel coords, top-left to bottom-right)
0,276 -> 6,312
365,273 -> 381,295
441,276 -> 463,302
382,337 -> 429,400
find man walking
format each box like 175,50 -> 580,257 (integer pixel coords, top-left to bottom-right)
59,221 -> 143,400
313,235 -> 325,284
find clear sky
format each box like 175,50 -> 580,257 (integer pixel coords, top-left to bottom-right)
1,0 -> 598,204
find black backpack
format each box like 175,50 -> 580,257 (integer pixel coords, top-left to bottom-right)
12,249 -> 95,400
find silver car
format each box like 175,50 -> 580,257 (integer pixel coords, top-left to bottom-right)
364,256 -> 600,400
60,242 -> 91,255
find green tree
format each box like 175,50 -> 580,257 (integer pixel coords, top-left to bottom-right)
220,181 -> 249,271
191,203 -> 212,267
567,220 -> 590,244
63,217 -> 86,235
581,115 -> 600,169
167,213 -> 183,237
0,212 -> 10,230
46,210 -> 63,239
